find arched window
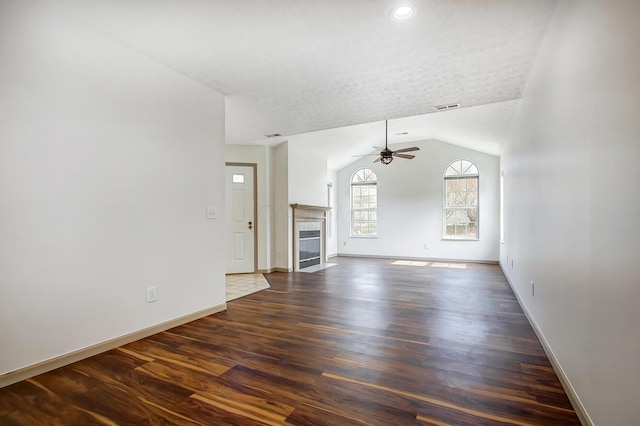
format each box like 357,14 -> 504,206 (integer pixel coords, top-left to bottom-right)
444,159 -> 479,239
351,168 -> 377,236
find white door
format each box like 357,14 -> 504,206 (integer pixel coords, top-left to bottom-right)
225,165 -> 255,273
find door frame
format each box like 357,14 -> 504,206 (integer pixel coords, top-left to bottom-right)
225,162 -> 258,273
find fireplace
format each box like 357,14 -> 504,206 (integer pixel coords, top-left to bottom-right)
291,204 -> 331,271
299,229 -> 321,269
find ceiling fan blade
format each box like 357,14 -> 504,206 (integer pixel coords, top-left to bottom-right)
394,153 -> 415,159
352,154 -> 379,157
372,146 -> 384,150
373,157 -> 382,163
393,147 -> 420,154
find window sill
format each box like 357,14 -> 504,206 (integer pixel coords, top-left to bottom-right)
350,235 -> 378,239
442,238 -> 479,242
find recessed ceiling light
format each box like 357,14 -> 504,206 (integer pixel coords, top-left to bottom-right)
391,5 -> 416,22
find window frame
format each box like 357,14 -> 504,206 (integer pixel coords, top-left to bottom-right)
350,168 -> 378,237
443,159 -> 479,241
499,169 -> 504,244
327,182 -> 333,238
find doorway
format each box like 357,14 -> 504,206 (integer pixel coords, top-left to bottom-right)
225,163 -> 257,273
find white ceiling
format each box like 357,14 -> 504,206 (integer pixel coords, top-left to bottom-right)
45,0 -> 556,169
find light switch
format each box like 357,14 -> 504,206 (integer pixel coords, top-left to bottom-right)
146,287 -> 157,303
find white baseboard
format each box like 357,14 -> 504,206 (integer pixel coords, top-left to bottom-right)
337,253 -> 498,265
499,263 -> 592,426
0,303 -> 227,389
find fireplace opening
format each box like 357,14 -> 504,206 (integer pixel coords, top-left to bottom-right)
299,230 -> 321,269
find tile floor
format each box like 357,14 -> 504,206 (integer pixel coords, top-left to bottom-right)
225,273 -> 270,301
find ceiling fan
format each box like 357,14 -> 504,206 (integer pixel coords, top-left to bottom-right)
356,120 -> 420,165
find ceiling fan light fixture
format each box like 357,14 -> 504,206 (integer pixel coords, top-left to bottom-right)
381,155 -> 393,165
361,120 -> 419,165
391,5 -> 417,21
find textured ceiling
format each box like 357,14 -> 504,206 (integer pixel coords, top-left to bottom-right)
44,0 -> 556,166
290,99 -> 519,170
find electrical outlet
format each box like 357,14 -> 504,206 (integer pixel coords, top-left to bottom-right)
206,207 -> 216,219
531,281 -> 535,297
424,243 -> 430,249
146,286 -> 157,303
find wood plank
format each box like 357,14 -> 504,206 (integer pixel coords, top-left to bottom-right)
0,257 -> 580,425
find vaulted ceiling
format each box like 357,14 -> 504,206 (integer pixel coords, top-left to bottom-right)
44,0 -> 557,169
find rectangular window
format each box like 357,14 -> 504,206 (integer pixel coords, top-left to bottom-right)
444,176 -> 478,239
351,183 -> 377,236
350,168 -> 377,236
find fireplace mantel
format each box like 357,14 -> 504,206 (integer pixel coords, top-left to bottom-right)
290,204 -> 331,212
290,204 -> 331,210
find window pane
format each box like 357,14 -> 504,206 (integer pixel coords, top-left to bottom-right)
446,178 -> 477,207
467,178 -> 478,191
465,163 -> 478,175
468,191 -> 478,207
353,196 -> 362,209
352,168 -> 377,183
444,207 -> 478,238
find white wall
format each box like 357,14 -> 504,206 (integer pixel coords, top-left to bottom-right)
501,1 -> 640,424
287,142 -> 329,207
337,139 -> 500,262
270,140 -> 330,270
0,2 -> 226,375
273,143 -> 290,270
225,145 -> 273,271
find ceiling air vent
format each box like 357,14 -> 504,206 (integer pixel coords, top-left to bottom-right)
434,103 -> 461,111
265,133 -> 282,138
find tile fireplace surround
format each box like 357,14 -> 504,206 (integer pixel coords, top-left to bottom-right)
290,204 -> 331,271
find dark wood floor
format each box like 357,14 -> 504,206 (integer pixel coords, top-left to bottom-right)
0,257 -> 580,425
